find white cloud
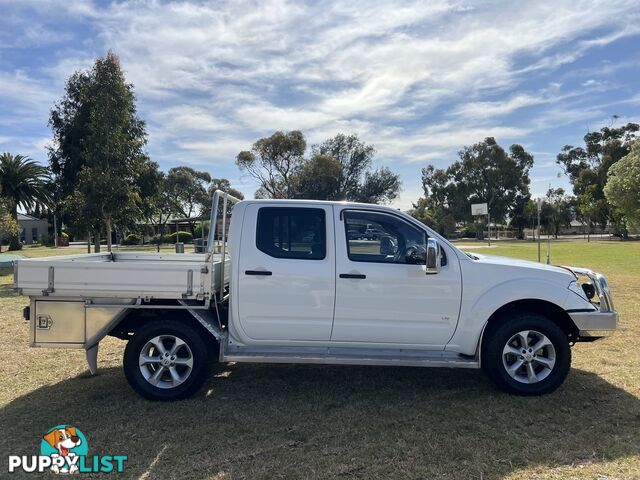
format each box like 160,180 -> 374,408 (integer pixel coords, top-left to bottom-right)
452,94 -> 547,121
0,70 -> 57,109
1,0 -> 639,204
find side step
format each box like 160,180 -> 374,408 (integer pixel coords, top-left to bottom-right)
222,346 -> 479,369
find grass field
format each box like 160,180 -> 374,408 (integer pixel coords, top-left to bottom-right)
0,241 -> 638,479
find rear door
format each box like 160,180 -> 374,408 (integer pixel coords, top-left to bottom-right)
237,203 -> 335,342
331,207 -> 462,348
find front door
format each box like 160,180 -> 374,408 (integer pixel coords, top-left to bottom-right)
331,207 -> 462,348
237,203 -> 335,342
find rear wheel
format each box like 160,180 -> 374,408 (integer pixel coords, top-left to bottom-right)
481,312 -> 571,395
123,319 -> 214,401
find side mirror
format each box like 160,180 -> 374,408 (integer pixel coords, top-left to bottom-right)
426,238 -> 441,274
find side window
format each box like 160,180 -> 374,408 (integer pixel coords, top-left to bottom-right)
344,210 -> 427,265
256,207 -> 326,260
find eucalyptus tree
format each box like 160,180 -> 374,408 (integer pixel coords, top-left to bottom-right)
49,51 -> 160,252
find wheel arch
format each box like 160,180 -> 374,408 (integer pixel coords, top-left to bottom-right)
109,308 -> 220,344
477,298 -> 579,366
482,298 -> 578,343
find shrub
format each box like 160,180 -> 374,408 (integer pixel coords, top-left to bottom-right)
122,233 -> 142,245
194,221 -> 210,240
58,232 -> 70,247
40,233 -> 55,246
460,226 -> 477,239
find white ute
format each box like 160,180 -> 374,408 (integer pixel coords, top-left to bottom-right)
14,191 -> 618,400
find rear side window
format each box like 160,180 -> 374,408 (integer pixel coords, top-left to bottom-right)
256,207 -> 326,260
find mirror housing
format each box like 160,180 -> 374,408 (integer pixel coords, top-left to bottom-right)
425,238 -> 441,274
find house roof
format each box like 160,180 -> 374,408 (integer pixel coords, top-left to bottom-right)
17,213 -> 42,221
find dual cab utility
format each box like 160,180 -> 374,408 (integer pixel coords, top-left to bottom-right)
14,192 -> 617,400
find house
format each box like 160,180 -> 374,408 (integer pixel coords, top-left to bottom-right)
18,213 -> 49,244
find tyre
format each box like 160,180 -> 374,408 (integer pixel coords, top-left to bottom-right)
481,312 -> 571,396
123,319 -> 215,401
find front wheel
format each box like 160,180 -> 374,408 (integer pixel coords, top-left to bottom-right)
123,319 -> 214,401
481,312 -> 571,395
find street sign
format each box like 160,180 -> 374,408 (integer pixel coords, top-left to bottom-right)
471,203 -> 488,216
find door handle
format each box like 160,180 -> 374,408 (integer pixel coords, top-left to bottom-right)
245,270 -> 272,276
339,273 -> 366,279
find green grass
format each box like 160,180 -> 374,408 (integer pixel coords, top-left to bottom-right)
0,239 -> 638,479
455,238 -> 640,275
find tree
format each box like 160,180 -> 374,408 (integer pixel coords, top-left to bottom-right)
557,121 -> 639,230
292,153 -> 341,200
0,153 -> 51,250
541,188 -> 574,238
409,193 -> 458,237
144,172 -> 175,242
351,167 -> 401,204
408,197 -> 435,229
508,193 -> 533,239
301,134 -> 400,203
208,178 -> 244,202
420,138 -> 533,233
205,178 -> 245,223
237,131 -> 401,203
0,199 -> 20,253
236,130 -> 306,198
577,185 -> 606,241
49,52 -> 160,252
604,139 -> 640,232
524,199 -> 540,237
310,133 -> 396,201
165,166 -> 211,234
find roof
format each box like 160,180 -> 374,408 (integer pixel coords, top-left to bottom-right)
240,198 -> 403,212
17,213 -> 44,221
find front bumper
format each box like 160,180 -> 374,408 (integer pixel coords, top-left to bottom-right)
569,310 -> 618,338
566,267 -> 617,339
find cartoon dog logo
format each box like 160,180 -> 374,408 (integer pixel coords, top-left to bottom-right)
42,426 -> 83,474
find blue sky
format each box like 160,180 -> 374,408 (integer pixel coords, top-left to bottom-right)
1,0 -> 639,209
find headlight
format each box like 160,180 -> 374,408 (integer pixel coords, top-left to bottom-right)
564,266 -> 614,312
568,280 -> 588,301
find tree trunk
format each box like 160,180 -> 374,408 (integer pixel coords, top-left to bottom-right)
106,218 -> 112,252
158,223 -> 165,252
94,230 -> 101,253
87,233 -> 91,253
8,204 -> 21,251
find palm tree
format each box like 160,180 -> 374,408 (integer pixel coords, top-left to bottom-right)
0,153 -> 51,250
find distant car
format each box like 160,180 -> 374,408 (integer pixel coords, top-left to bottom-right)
348,230 -> 364,240
449,230 -> 462,239
364,228 -> 384,240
